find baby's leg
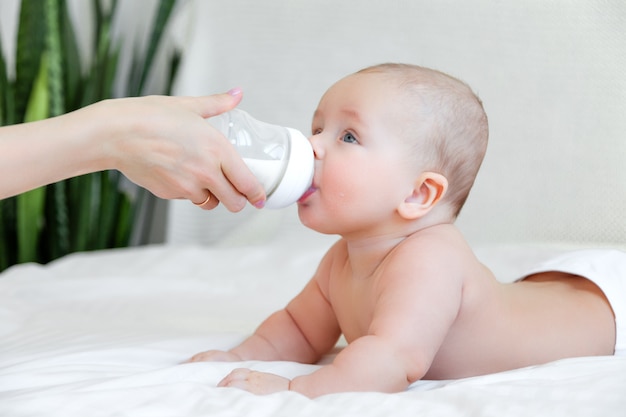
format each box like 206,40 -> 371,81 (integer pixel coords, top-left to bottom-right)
522,271 -> 615,355
518,249 -> 626,356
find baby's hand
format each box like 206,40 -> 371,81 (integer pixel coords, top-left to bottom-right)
186,350 -> 241,363
218,368 -> 290,395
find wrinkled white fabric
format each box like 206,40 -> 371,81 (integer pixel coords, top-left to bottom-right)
1,241 -> 625,417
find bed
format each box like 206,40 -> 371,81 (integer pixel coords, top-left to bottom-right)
2,225 -> 625,417
2,0 -> 626,416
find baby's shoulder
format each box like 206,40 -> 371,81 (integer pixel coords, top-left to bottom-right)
399,224 -> 470,256
390,226 -> 478,273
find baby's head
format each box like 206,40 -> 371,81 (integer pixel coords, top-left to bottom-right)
356,63 -> 488,219
300,63 -> 488,236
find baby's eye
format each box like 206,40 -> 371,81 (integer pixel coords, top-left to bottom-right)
341,132 -> 359,144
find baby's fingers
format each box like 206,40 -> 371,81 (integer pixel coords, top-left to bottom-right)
218,368 -> 251,388
185,350 -> 239,363
218,368 -> 290,395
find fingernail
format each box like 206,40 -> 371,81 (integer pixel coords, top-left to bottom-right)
254,200 -> 265,209
227,87 -> 242,97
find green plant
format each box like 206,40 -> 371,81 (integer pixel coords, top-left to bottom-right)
0,0 -> 181,272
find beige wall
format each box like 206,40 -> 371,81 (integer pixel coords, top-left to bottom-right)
167,0 -> 626,247
3,1 -> 625,247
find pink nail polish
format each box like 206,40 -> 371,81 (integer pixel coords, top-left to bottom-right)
227,87 -> 242,97
254,200 -> 265,209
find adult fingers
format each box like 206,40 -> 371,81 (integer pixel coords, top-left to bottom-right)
192,190 -> 219,210
178,88 -> 244,119
219,151 -> 267,210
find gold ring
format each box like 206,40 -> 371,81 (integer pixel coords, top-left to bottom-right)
194,192 -> 212,207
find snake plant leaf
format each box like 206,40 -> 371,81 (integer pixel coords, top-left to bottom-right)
130,0 -> 177,96
0,27 -> 17,268
40,0 -> 70,261
58,0 -> 82,111
2,0 -> 180,271
45,0 -> 65,117
16,187 -> 46,264
0,206 -> 7,270
45,180 -> 70,261
114,192 -> 133,248
67,174 -> 96,252
17,53 -> 50,263
15,0 -> 46,122
22,54 -> 50,124
0,29 -> 10,126
95,170 -> 123,249
93,0 -> 118,54
0,195 -> 17,271
101,44 -> 121,101
81,0 -> 119,106
164,48 -> 182,96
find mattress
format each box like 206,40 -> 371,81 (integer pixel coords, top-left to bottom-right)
1,234 -> 625,417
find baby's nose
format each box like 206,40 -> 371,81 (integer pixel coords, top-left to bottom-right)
309,135 -> 324,159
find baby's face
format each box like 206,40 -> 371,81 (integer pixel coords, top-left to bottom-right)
297,72 -> 420,238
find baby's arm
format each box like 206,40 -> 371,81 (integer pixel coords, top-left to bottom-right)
290,273 -> 462,397
216,333 -> 416,396
216,236 -> 465,397
188,249 -> 341,364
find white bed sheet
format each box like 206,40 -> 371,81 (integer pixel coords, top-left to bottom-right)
1,235 -> 625,417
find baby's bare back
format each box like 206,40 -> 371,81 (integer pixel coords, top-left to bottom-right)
327,226 -> 616,383
424,269 -> 616,379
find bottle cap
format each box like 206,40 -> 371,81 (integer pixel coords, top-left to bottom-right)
264,128 -> 314,208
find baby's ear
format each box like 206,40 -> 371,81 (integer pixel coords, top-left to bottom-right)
397,172 -> 448,220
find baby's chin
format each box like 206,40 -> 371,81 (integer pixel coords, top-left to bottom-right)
296,206 -> 333,235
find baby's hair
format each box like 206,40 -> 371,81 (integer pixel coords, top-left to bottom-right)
358,63 -> 489,218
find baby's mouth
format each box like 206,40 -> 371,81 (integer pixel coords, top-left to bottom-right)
298,185 -> 318,203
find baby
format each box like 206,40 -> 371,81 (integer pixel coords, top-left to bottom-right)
188,63 -> 624,398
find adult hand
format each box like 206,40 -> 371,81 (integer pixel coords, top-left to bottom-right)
102,89 -> 266,211
0,89 -> 266,211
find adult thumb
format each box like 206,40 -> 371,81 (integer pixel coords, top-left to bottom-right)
193,88 -> 244,119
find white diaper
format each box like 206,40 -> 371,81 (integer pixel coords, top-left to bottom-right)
518,249 -> 626,356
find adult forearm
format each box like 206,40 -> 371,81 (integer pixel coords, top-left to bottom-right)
0,108 -> 107,199
1,93 -> 266,209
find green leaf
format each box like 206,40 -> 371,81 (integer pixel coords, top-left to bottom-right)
101,44 -> 121,100
15,0 -> 47,121
164,48 -> 182,96
0,198 -> 18,272
67,174 -> 95,252
45,0 -> 65,117
93,0 -> 104,52
2,0 -> 181,270
58,0 -> 82,111
83,0 -> 119,104
44,181 -> 70,262
17,53 -> 50,264
0,29 -> 9,125
16,188 -> 46,264
95,171 -> 122,249
23,54 -> 50,123
115,192 -> 133,247
131,0 -> 177,96
92,0 -> 118,54
126,45 -> 143,96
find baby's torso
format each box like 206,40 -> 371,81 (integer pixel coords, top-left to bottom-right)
323,236 -> 616,381
425,271 -> 615,379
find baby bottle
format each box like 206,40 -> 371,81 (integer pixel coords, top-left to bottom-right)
207,109 -> 314,209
